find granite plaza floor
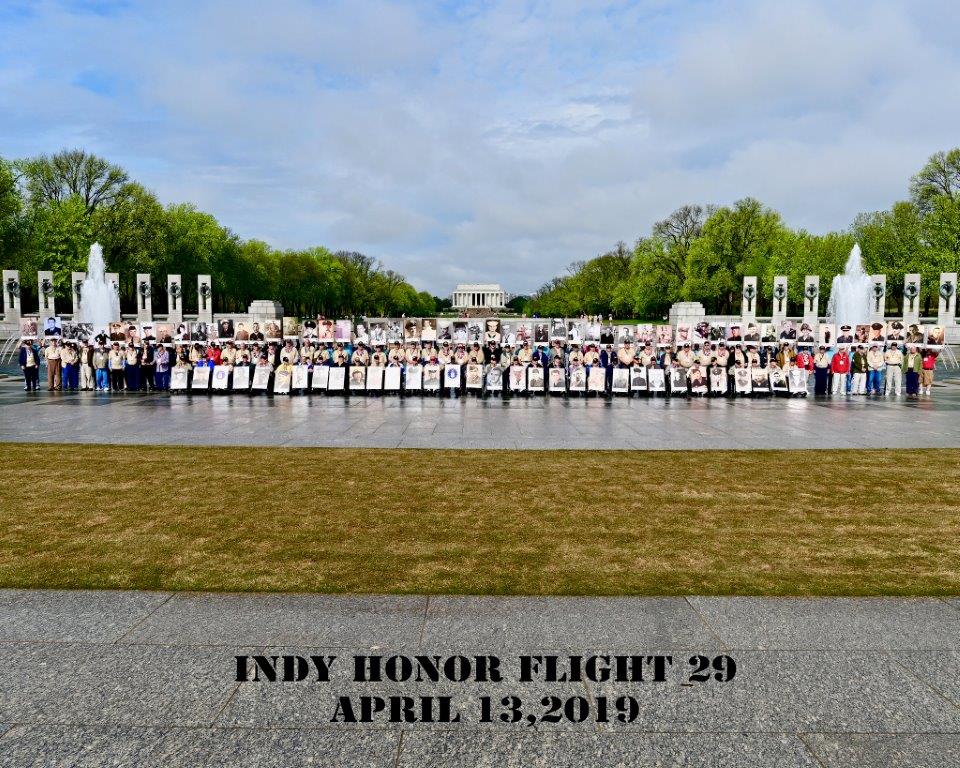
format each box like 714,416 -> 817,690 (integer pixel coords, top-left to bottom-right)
0,589 -> 959,766
1,377 -> 959,450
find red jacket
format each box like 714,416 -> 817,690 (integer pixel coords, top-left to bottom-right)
794,351 -> 813,371
922,353 -> 937,370
830,351 -> 850,374
207,346 -> 222,365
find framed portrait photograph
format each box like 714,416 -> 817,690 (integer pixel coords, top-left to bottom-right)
885,321 -> 905,342
232,319 -> 251,341
170,368 -> 189,390
669,366 -> 687,394
451,320 -> 468,344
366,365 -> 384,390
630,365 -> 647,391
788,367 -> 808,393
656,324 -> 673,347
273,369 -> 292,394
688,366 -> 708,394
423,363 -> 441,390
334,319 -> 352,342
232,365 -> 251,390
252,365 -> 272,390
348,366 -> 366,390
770,368 -> 789,392
587,366 -> 606,392
465,364 -> 483,389
647,367 -> 666,392
420,318 -> 437,342
759,323 -> 777,345
316,319 -> 335,342
326,366 -> 345,391
611,367 -> 630,393
191,322 -> 209,343
533,322 -> 549,344
211,365 -> 231,390
725,323 -> 742,345
926,325 -> 945,346
818,323 -> 836,346
155,322 -> 174,344
527,366 -> 545,391
466,320 -> 483,343
548,367 -> 566,392
444,364 -> 461,389
19,316 -> 40,338
568,366 -> 586,392
734,367 -> 752,393
282,317 -> 302,339
292,364 -> 310,390
485,365 -> 502,391
436,319 -> 452,342
41,316 -> 63,338
854,324 -> 871,345
751,366 -> 770,392
509,365 -> 527,391
216,318 -> 235,340
192,365 -> 211,390
709,366 -> 728,393
405,364 -> 423,390
310,365 -> 328,390
383,366 -> 401,390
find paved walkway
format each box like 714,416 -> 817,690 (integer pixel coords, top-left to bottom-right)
1,379 -> 959,450
0,589 -> 958,766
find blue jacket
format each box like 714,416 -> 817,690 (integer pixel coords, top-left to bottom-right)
19,345 -> 39,367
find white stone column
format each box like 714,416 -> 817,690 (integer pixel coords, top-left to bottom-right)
105,272 -> 120,322
197,274 -> 212,323
771,276 -> 788,327
802,276 -> 819,327
741,276 -> 758,323
870,275 -> 886,323
902,273 -> 921,326
167,275 -> 183,323
2,269 -> 21,321
37,271 -> 56,319
136,273 -> 153,322
71,271 -> 86,319
938,272 -> 957,326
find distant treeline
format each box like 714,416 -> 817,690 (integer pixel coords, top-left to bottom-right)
528,148 -> 960,319
0,150 -> 441,318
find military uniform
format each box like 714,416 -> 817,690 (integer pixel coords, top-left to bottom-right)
884,347 -> 903,396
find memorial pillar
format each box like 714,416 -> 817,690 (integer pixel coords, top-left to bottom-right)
136,273 -> 153,322
771,276 -> 788,327
870,275 -> 886,323
167,275 -> 183,323
2,269 -> 21,321
902,273 -> 921,326
37,270 -> 56,320
105,272 -> 121,322
197,274 -> 212,323
938,272 -> 957,326
71,271 -> 86,319
802,276 -> 819,327
741,276 -> 757,323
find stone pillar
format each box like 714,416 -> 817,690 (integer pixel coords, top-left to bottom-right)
771,276 -> 788,327
902,273 -> 921,326
2,269 -> 21,321
741,276 -> 758,323
802,276 -> 819,327
197,274 -> 212,323
37,270 -> 56,319
870,275 -> 886,323
136,273 -> 153,322
938,272 -> 957,326
167,275 -> 183,323
105,272 -> 120,322
71,271 -> 86,319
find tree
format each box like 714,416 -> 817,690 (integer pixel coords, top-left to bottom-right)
25,195 -> 94,295
16,149 -> 129,213
0,156 -> 26,266
910,148 -> 960,213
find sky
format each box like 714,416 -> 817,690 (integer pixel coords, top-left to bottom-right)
2,0 -> 959,296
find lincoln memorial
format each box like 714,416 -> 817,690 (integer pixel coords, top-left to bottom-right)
451,283 -> 507,310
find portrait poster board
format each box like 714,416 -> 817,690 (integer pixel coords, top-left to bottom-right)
444,364 -> 461,389
301,319 -> 318,340
867,323 -> 885,345
404,318 -> 422,342
156,323 -> 174,344
636,324 -> 655,346
41,316 -> 63,338
611,367 -> 630,393
366,365 -> 384,390
818,324 -> 836,347
317,319 -> 335,342
647,368 -> 666,392
692,321 -> 711,344
788,368 -> 808,393
885,321 -> 905,342
451,321 -> 468,344
348,366 -> 366,390
170,367 -> 189,391
587,366 -> 606,392
751,367 -> 771,392
630,366 -> 647,391
759,323 -> 777,345
734,368 -> 752,394
466,320 -> 483,344
853,324 -> 870,345
311,365 -> 329,390
326,367 -> 345,391
509,365 -> 527,391
273,369 -> 292,394
769,368 -> 789,393
465,364 -> 484,389
674,323 -> 692,346
484,365 -> 502,391
689,368 -> 708,395
63,322 -> 94,343
548,367 -> 566,392
527,366 -> 545,392
190,322 -> 209,343
709,367 -> 728,393
905,324 -> 924,345
423,364 -> 441,391
232,318 -> 251,342
124,323 -> 142,346
292,364 -> 310,390
725,322 -> 742,346
778,320 -> 797,342
383,366 -> 401,390
367,320 -> 387,346
436,319 -> 453,343
708,322 -> 726,342
569,367 -> 587,392
140,322 -> 156,342
797,323 -> 816,346
19,316 -> 39,338
192,365 -> 211,390
669,367 -> 686,394
252,365 -> 272,390
232,365 -> 251,390
549,319 -> 566,341
599,326 -> 615,345
282,317 -> 302,339
211,365 -> 231,390
656,324 -> 673,347
926,325 -> 945,347
405,365 -> 423,391
334,320 -> 352,343
420,319 -> 437,343
533,322 -> 550,344
263,320 -> 283,341
353,322 -> 369,346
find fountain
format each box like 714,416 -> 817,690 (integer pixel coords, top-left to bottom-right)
78,242 -> 120,326
826,243 -> 872,329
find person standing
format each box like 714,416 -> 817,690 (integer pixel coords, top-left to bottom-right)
124,343 -> 141,392
883,343 -> 903,396
850,345 -> 868,395
108,342 -> 125,391
903,345 -> 922,400
153,344 -> 169,390
79,342 -> 94,391
812,346 -> 831,396
44,339 -> 62,391
921,349 -> 937,396
140,343 -> 156,391
60,342 -> 79,391
19,340 -> 40,392
93,343 -> 109,391
866,345 -> 885,395
830,347 -> 850,395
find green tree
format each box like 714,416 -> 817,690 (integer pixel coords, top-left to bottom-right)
16,149 -> 128,212
26,195 -> 94,296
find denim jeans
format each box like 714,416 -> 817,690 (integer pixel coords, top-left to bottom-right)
866,369 -> 883,393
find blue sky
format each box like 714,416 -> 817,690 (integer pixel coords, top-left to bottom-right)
2,0 -> 959,295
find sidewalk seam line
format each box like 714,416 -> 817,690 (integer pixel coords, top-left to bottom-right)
114,593 -> 174,644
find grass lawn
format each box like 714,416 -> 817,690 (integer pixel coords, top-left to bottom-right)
1,443 -> 958,596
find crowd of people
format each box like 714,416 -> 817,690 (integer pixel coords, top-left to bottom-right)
16,316 -> 943,401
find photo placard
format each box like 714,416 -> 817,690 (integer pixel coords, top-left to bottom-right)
292,364 -> 310,390
527,366 -> 545,392
611,368 -> 630,393
549,367 -> 566,392
734,367 -> 752,393
647,368 -> 666,392
348,366 -> 366,390
444,364 -> 461,389
273,369 -> 292,394
465,364 -> 483,389
211,365 -> 231,390
423,364 -> 441,390
405,364 -> 423,390
327,367 -> 345,391
630,365 -> 648,391
252,365 -> 272,390
509,365 -> 527,391
367,365 -> 384,390
232,365 -> 251,390
311,365 -> 329,390
192,365 -> 211,390
383,366 -> 401,390
587,366 -> 606,392
170,367 -> 189,391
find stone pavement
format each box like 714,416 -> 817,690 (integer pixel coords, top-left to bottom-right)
1,378 -> 959,450
0,590 -> 959,766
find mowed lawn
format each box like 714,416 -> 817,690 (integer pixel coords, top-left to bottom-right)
1,443 -> 958,596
